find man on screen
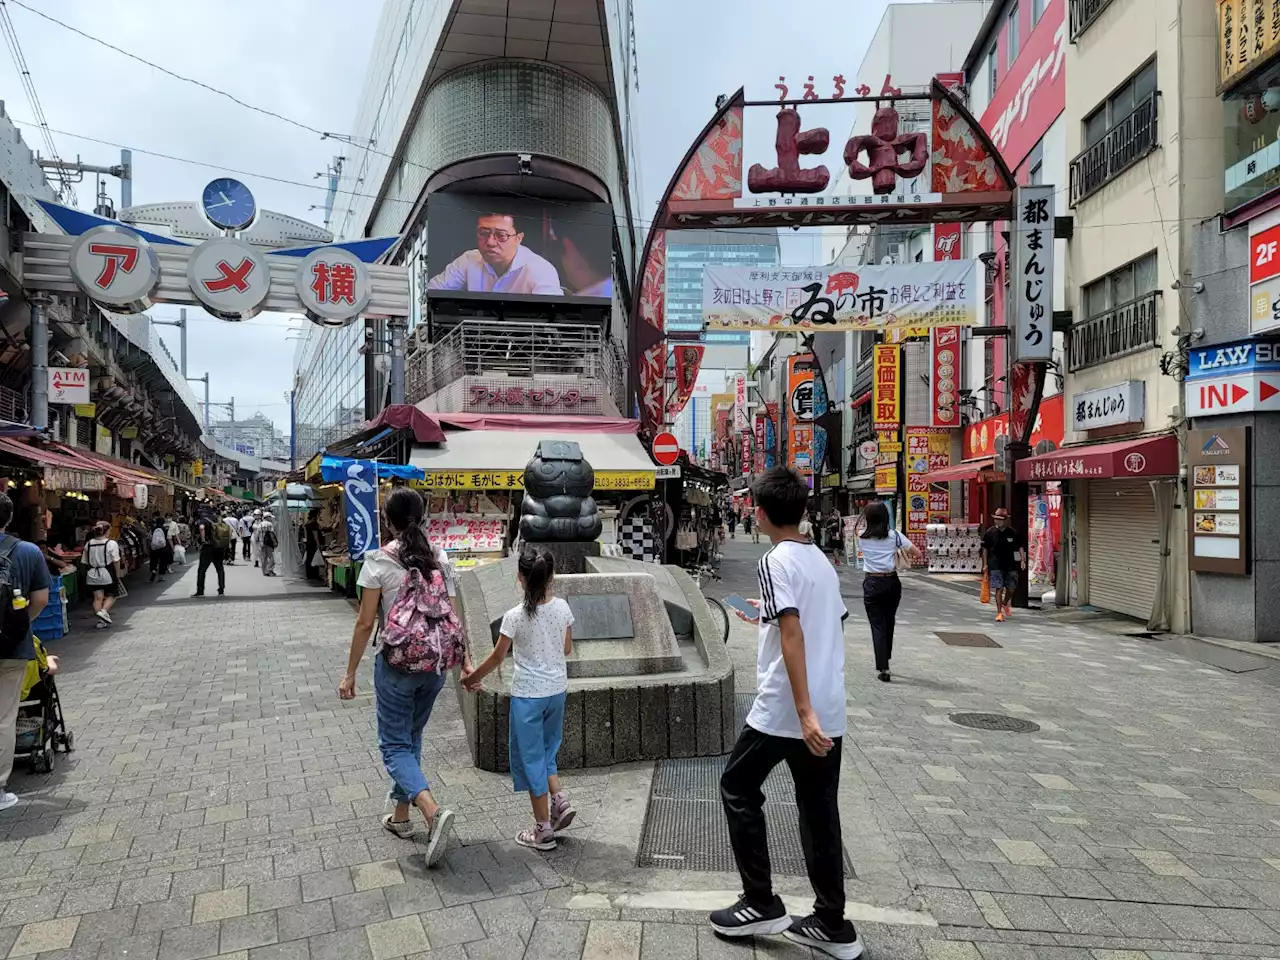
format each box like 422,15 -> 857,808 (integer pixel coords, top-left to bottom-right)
428,213 -> 563,295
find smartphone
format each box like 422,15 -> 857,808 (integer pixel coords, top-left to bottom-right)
723,595 -> 760,623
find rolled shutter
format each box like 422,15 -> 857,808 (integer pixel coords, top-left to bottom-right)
1086,479 -> 1160,621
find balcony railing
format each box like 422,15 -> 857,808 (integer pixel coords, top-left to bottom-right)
1067,291 -> 1160,372
1069,0 -> 1115,41
1069,93 -> 1158,206
406,319 -> 621,409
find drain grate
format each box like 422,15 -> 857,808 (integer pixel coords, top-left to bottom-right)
637,743 -> 855,876
937,632 -> 1002,648
949,712 -> 1040,733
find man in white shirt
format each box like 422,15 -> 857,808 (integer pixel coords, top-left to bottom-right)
428,213 -> 563,296
710,467 -> 861,959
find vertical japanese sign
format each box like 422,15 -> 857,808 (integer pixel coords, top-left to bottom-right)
741,432 -> 753,477
786,354 -> 816,473
753,416 -> 766,473
342,460 -> 381,560
764,402 -> 779,469
1011,185 -> 1054,362
733,373 -> 749,431
872,345 -> 901,429
930,325 -> 962,428
904,428 -> 952,560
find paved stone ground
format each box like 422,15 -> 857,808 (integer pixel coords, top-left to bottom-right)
5,543 -> 1280,958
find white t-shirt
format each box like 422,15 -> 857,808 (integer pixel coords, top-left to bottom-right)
747,541 -> 848,740
165,520 -> 180,541
498,597 -> 574,699
357,542 -> 455,619
427,245 -> 564,296
82,538 -> 120,584
858,529 -> 910,574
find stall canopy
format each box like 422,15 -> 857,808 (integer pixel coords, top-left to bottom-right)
319,455 -> 424,483
409,425 -> 657,490
1015,434 -> 1180,483
921,458 -> 1002,484
0,436 -> 109,489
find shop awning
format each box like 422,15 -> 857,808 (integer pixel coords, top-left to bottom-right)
409,428 -> 657,490
922,458 -> 1003,484
1015,434 -> 1180,483
0,436 -> 107,490
319,455 -> 424,483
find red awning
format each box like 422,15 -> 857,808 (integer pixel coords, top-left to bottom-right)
51,445 -> 160,487
1016,434 -> 1180,483
362,404 -> 445,443
921,458 -> 1002,484
0,436 -> 103,474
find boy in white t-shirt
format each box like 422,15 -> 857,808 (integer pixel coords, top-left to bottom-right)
710,467 -> 861,959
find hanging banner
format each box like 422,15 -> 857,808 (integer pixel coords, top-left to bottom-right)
341,459 -> 381,560
905,428 -> 951,557
754,416 -> 766,473
873,344 -> 901,430
1010,185 -> 1055,362
734,373 -> 749,432
764,402 -> 779,469
740,432 -> 753,477
702,261 -> 981,332
930,325 -> 962,428
667,344 -> 705,420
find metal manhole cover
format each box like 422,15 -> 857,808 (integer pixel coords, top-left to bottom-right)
949,712 -> 1040,733
937,632 -> 1002,648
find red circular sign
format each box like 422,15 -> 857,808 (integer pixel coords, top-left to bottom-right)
652,431 -> 680,466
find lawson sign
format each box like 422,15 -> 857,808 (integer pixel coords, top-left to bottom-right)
1187,337 -> 1280,380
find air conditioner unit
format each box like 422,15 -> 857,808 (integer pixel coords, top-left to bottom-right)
882,242 -> 904,265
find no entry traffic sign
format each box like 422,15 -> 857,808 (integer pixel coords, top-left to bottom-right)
652,431 -> 680,466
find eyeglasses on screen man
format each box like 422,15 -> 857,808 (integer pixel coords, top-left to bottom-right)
476,227 -> 517,242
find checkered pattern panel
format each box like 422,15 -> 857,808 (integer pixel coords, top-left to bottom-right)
619,514 -> 658,562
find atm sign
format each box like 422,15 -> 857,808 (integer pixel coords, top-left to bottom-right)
1252,223 -> 1280,284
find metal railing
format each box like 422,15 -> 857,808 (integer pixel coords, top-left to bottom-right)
1070,0 -> 1115,41
1070,93 -> 1158,206
1067,291 -> 1160,372
0,384 -> 26,425
407,320 -> 618,404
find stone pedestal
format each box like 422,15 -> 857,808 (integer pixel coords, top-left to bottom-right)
530,540 -> 600,574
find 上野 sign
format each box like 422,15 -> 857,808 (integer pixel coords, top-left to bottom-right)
702,262 -> 979,332
411,470 -> 656,490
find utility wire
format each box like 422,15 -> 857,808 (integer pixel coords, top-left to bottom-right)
0,0 -> 74,201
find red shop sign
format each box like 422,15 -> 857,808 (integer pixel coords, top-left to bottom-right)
980,0 -> 1066,172
963,393 -> 1064,460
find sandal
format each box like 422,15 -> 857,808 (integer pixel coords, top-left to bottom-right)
516,824 -> 557,851
550,796 -> 576,833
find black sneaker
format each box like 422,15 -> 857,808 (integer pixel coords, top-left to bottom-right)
709,894 -> 791,937
784,914 -> 863,959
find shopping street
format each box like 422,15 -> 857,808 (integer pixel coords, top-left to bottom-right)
1,542 -> 1279,959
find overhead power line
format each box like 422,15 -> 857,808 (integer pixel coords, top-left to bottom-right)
0,0 -> 74,201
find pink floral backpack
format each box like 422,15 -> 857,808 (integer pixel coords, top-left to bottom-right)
380,556 -> 465,674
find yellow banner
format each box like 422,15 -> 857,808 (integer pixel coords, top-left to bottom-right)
412,470 -> 655,491
1219,0 -> 1280,93
874,465 -> 898,493
873,344 -> 901,430
877,440 -> 903,454
192,459 -> 204,478
73,403 -> 96,418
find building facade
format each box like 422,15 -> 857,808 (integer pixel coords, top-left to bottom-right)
292,0 -> 642,459
1029,0 -> 1220,632
1180,1 -> 1280,642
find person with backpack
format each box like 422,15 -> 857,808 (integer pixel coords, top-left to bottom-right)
0,492 -> 51,813
462,546 -> 577,851
242,511 -> 255,564
193,511 -> 226,597
220,514 -> 238,566
83,520 -> 123,626
258,513 -> 278,577
338,487 -> 461,867
148,516 -> 171,583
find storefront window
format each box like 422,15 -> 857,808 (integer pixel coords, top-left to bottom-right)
1225,62 -> 1280,212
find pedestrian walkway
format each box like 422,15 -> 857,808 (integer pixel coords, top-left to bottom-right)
4,546 -> 1280,958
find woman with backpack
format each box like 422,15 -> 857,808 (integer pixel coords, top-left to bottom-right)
83,521 -> 122,627
338,487 -> 462,867
149,517 -> 171,582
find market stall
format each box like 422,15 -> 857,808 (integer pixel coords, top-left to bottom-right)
667,459 -> 729,574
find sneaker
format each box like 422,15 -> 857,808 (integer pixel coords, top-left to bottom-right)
516,822 -> 557,851
784,914 -> 863,959
97,610 -> 112,625
995,610 -> 1005,622
709,893 -> 791,937
423,808 -> 454,867
381,814 -> 415,839
550,793 -> 576,833
0,791 -> 17,812
877,671 -> 891,683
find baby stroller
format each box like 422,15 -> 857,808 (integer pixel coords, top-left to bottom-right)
14,638 -> 73,773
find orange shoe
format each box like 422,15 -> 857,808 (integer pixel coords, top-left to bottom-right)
1003,604 -> 1013,619
995,610 -> 1005,622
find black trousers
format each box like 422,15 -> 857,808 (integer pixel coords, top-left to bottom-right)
242,536 -> 252,560
196,546 -> 225,595
720,725 -> 845,926
863,573 -> 902,672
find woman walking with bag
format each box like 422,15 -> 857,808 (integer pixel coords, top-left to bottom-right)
83,521 -> 122,628
338,488 -> 463,866
856,502 -> 921,683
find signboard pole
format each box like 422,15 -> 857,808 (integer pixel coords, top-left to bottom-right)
30,295 -> 49,431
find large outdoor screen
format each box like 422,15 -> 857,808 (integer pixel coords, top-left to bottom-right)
427,194 -> 615,302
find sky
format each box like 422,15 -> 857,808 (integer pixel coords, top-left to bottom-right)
0,0 -> 893,431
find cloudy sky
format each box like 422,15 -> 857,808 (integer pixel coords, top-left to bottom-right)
0,0 -> 892,431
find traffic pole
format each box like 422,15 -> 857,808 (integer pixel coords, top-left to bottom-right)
29,295 -> 49,431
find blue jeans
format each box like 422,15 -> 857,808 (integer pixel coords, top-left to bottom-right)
374,654 -> 446,804
509,692 -> 567,796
